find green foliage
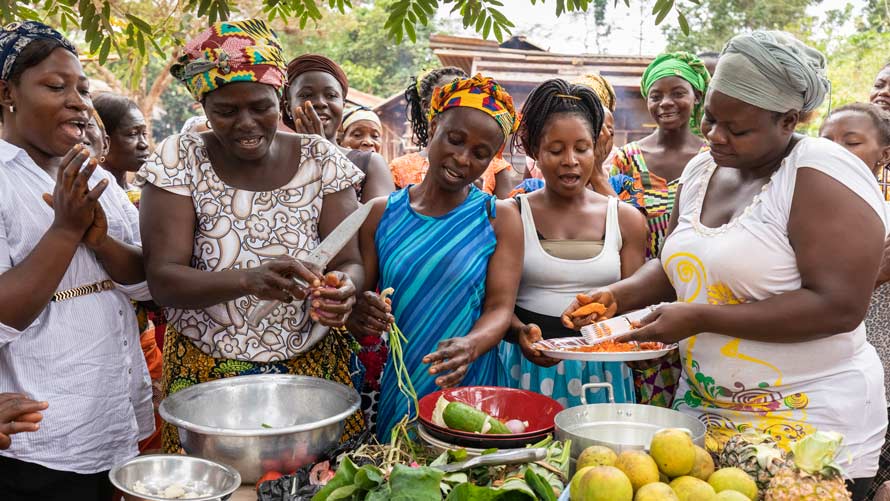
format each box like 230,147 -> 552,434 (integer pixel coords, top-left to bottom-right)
0,0 -> 698,93
663,0 -> 821,53
278,0 -> 436,97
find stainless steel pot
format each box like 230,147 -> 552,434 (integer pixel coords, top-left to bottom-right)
554,382 -> 706,460
159,374 -> 360,484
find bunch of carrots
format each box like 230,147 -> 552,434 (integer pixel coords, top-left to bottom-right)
560,294 -> 617,330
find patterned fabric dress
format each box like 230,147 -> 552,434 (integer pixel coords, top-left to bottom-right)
610,141 -> 682,407
865,281 -> 890,497
136,132 -> 366,451
374,186 -> 499,440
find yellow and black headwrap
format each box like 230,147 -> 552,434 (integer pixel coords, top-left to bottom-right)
428,74 -> 519,142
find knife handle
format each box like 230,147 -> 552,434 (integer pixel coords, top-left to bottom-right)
474,448 -> 548,467
247,277 -> 311,327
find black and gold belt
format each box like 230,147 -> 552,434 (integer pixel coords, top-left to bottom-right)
51,280 -> 115,302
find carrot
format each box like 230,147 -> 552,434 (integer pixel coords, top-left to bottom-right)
571,302 -> 607,318
324,273 -> 341,287
576,294 -> 594,306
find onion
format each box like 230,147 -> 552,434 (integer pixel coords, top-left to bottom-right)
505,419 -> 528,434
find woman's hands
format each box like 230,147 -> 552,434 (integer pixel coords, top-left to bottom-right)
423,336 -> 477,388
242,256 -> 322,302
345,291 -> 394,337
615,302 -> 702,345
309,271 -> 356,327
0,393 -> 47,450
43,144 -> 109,246
516,323 -> 560,368
291,100 -> 325,137
561,288 -> 618,330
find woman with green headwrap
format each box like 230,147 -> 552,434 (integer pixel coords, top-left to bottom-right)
610,52 -> 710,260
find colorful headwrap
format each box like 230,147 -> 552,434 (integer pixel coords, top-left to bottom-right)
711,31 -> 828,113
341,106 -> 381,132
0,21 -> 76,81
170,19 -> 286,102
641,52 -> 710,133
428,74 -> 519,142
286,54 -> 349,96
574,74 -> 617,112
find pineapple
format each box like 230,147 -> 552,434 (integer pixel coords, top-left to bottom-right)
718,430 -> 790,495
764,431 -> 852,501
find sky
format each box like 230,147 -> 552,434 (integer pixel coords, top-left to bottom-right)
437,0 -> 867,57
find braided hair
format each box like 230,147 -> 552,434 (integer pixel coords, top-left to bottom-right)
514,78 -> 605,160
404,66 -> 468,148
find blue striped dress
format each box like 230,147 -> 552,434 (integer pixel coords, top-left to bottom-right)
375,186 -> 499,440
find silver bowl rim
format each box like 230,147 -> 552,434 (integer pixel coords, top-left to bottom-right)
159,374 -> 360,436
108,453 -> 241,501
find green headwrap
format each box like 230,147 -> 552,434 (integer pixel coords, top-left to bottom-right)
641,52 -> 711,135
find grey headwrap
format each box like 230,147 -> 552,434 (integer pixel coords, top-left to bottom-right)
0,21 -> 76,81
710,30 -> 829,113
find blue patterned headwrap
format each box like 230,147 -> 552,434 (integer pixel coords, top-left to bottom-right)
0,21 -> 77,81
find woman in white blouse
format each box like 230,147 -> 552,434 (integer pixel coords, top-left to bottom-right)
0,22 -> 152,501
566,32 -> 887,499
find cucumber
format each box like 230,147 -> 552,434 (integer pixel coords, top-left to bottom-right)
442,401 -> 511,434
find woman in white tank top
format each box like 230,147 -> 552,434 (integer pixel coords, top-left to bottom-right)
497,79 -> 647,408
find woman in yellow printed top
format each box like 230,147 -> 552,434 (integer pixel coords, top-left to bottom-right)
567,31 -> 886,499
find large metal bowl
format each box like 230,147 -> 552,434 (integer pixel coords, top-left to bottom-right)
109,454 -> 240,501
159,374 -> 360,483
555,383 -> 707,461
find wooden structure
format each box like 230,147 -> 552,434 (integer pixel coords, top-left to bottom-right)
374,34 -> 655,170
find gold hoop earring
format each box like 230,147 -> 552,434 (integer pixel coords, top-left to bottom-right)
205,120 -> 212,130
98,156 -> 106,163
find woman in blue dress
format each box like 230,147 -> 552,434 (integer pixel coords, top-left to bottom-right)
346,75 -> 524,440
500,79 -> 648,408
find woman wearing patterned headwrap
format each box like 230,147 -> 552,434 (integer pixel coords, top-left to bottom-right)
136,20 -> 366,452
0,21 -> 152,499
282,54 -> 395,202
346,74 -> 524,441
566,31 -> 885,497
391,66 -> 515,198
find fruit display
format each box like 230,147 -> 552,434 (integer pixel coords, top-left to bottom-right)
763,432 -> 852,501
563,428 -> 853,501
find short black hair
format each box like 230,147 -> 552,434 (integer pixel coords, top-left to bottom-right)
92,92 -> 140,135
514,78 -> 605,159
824,102 -> 890,146
404,66 -> 467,148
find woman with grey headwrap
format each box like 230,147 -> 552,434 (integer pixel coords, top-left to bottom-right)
563,31 -> 887,498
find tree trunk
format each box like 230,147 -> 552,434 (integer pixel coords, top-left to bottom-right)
140,58 -> 175,147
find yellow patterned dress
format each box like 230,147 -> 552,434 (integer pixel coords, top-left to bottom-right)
662,139 -> 888,479
136,132 -> 366,452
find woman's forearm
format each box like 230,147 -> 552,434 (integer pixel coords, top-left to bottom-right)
696,287 -> 863,343
0,227 -> 80,331
611,258 -> 676,313
467,307 -> 513,361
93,238 -> 145,285
148,264 -> 250,309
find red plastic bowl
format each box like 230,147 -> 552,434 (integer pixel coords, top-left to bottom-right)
418,386 -> 563,438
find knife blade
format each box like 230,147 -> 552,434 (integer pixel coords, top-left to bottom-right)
580,306 -> 656,344
247,202 -> 373,327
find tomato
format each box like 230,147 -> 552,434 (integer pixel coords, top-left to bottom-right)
256,471 -> 284,491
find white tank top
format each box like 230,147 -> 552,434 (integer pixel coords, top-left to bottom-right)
664,138 -> 889,478
515,194 -> 622,317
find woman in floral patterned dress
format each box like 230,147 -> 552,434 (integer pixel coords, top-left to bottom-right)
137,20 -> 365,452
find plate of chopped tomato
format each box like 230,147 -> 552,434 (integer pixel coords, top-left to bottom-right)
532,336 -> 676,362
